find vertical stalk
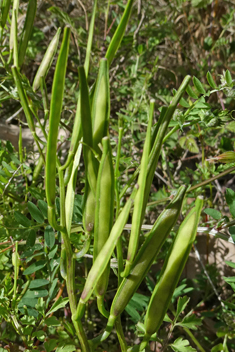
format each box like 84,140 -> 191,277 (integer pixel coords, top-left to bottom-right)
115,316 -> 128,352
13,9 -> 18,69
115,118 -> 124,285
58,167 -> 90,352
19,125 -> 28,201
183,327 -> 206,352
12,241 -> 19,303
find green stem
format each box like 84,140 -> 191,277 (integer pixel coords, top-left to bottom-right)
58,165 -> 66,228
223,334 -> 228,350
162,100 -> 198,144
201,134 -> 205,167
115,120 -> 124,285
163,124 -> 179,143
119,168 -> 139,200
12,241 -> 19,306
0,51 -> 6,66
11,314 -> 28,346
115,316 -> 128,352
17,280 -> 30,302
183,327 -> 206,352
189,166 -> 235,192
58,167 -> 90,351
146,197 -> 171,207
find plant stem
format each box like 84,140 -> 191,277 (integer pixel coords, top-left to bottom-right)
183,327 -> 206,352
115,120 -> 124,285
115,316 -> 128,352
189,166 -> 235,192
163,124 -> 179,143
200,134 -> 205,167
58,167 -> 90,351
12,241 -> 19,306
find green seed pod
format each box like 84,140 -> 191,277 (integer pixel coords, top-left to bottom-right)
105,0 -> 134,66
82,184 -> 96,234
78,66 -> 98,196
88,186 -> 187,344
65,143 -> 82,235
60,93 -> 82,172
32,154 -> 44,184
63,160 -> 73,186
33,28 -> 61,91
18,0 -> 37,68
141,196 -> 203,348
107,186 -> 187,327
94,137 -> 115,316
45,26 -> 70,209
142,76 -> 191,222
92,59 -> 110,157
122,100 -> 154,277
73,185 -> 138,321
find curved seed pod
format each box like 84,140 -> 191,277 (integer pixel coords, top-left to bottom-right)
74,234 -> 92,259
79,65 -> 99,238
140,196 -> 203,349
78,66 -> 98,196
94,137 -> 115,317
92,58 -> 110,157
60,245 -> 67,280
45,26 -> 70,215
64,161 -> 73,185
93,186 -> 187,342
81,60 -> 110,240
32,154 -> 44,184
60,93 -> 82,172
65,143 -> 83,235
142,76 -> 191,219
73,185 -> 138,321
84,0 -> 97,76
33,28 -> 61,91
60,0 -> 97,173
18,0 -> 37,68
122,100 -> 154,277
105,0 -> 134,66
119,77 -> 191,222
83,185 -> 96,233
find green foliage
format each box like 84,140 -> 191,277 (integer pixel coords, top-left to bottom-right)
170,337 -> 197,352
